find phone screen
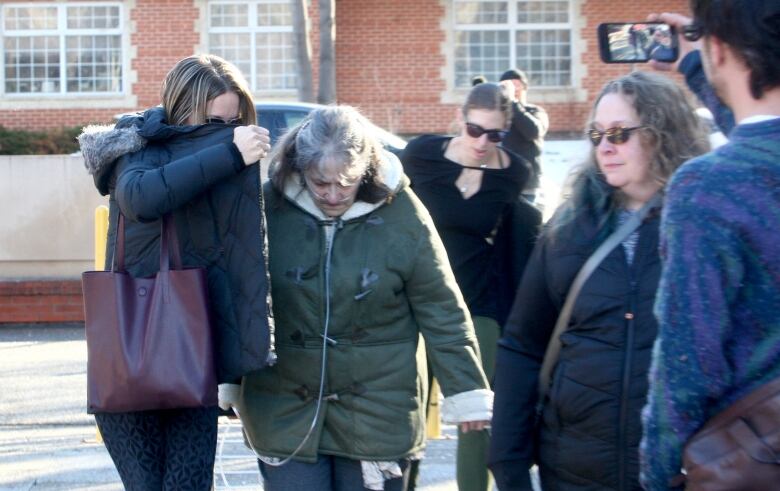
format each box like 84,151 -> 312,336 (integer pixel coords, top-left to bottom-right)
598,23 -> 678,63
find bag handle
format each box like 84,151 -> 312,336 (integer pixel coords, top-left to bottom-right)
537,193 -> 662,403
112,212 -> 183,273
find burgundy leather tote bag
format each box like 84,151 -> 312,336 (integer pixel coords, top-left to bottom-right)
82,213 -> 217,413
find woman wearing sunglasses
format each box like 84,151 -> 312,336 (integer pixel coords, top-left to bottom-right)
487,71 -> 710,491
401,82 -> 541,491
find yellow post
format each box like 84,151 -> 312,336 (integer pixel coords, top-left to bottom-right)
426,378 -> 442,439
94,205 -> 109,270
93,205 -> 109,443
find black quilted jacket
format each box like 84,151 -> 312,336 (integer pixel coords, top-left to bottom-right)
489,202 -> 662,491
79,107 -> 275,385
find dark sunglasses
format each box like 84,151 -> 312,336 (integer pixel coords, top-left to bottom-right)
205,116 -> 241,125
465,122 -> 507,143
682,24 -> 704,42
586,126 -> 646,146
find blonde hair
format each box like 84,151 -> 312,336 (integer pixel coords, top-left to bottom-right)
160,54 -> 256,126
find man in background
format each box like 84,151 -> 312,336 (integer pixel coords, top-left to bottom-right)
498,69 -> 549,203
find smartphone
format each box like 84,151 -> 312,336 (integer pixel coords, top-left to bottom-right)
597,22 -> 679,63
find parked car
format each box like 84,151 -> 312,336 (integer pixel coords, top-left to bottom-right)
256,101 -> 407,156
114,101 -> 407,156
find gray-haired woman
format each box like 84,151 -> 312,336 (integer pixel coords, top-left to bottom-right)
237,105 -> 493,491
78,54 -> 274,490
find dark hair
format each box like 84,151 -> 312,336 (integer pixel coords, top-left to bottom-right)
691,0 -> 780,98
471,75 -> 487,86
461,82 -> 512,125
499,68 -> 528,88
268,105 -> 392,204
551,71 -> 710,239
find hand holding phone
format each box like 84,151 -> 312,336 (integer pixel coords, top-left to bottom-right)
598,22 -> 679,64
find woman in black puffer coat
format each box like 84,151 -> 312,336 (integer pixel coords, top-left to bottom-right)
78,54 -> 274,490
487,71 -> 710,491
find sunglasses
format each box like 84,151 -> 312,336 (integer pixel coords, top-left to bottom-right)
681,24 -> 704,42
205,116 -> 242,125
586,126 -> 646,146
465,122 -> 507,143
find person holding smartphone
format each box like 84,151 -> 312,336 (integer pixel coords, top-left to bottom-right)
646,12 -> 735,135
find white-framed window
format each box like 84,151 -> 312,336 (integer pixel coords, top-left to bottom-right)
453,0 -> 572,88
207,0 -> 297,93
1,2 -> 124,96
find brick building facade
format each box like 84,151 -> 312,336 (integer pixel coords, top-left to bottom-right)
1,0 -> 690,136
0,0 -> 693,324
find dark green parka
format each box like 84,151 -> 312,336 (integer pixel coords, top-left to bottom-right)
238,155 -> 491,462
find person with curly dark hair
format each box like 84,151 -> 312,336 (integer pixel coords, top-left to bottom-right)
488,71 -> 709,491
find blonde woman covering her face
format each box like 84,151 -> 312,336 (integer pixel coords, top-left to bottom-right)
77,54 -> 273,490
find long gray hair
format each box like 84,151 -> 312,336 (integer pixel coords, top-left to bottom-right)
160,54 -> 256,126
268,105 -> 392,204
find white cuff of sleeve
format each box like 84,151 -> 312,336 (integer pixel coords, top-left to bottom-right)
440,388 -> 494,424
361,460 -> 403,490
218,383 -> 241,411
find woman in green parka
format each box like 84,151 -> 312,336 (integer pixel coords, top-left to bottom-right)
236,105 -> 493,491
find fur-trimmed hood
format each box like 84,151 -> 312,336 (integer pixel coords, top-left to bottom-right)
78,112 -> 148,196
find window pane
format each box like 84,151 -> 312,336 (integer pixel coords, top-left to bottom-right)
210,3 -> 249,27
67,5 -> 120,29
256,32 -> 297,90
515,28 -> 571,86
454,30 -> 510,87
455,2 -> 508,25
258,2 -> 292,27
4,6 -> 58,30
209,32 -> 252,83
65,35 -> 122,93
207,1 -> 298,92
517,0 -> 569,24
4,36 -> 60,93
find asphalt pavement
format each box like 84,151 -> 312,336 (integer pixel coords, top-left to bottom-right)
0,324 -> 465,490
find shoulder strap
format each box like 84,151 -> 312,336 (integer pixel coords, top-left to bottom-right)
537,193 -> 662,401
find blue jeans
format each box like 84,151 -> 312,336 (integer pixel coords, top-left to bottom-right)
259,454 -> 411,491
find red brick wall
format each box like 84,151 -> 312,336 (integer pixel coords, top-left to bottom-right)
130,0 -> 200,108
336,0 -> 453,134
337,0 -> 691,135
0,280 -> 83,324
0,0 -> 198,130
1,0 -> 692,134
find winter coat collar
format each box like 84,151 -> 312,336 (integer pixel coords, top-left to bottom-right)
281,150 -> 406,222
78,107 -> 233,195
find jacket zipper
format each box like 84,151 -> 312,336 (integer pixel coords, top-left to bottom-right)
618,229 -> 643,491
